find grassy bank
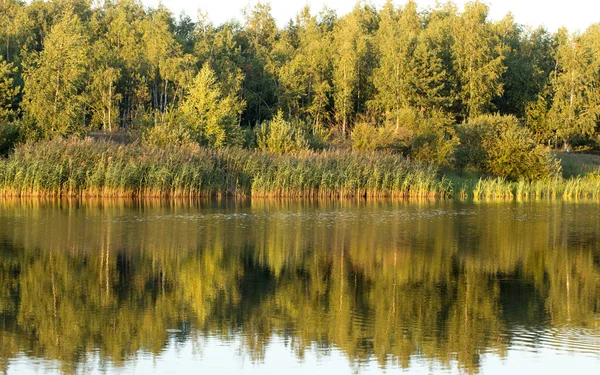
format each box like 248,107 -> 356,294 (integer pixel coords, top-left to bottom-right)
1,139 -> 599,199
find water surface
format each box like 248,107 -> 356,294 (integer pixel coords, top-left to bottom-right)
0,198 -> 599,374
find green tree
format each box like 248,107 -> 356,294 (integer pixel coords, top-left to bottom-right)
547,26 -> 600,144
194,18 -> 246,121
452,1 -> 505,119
274,6 -> 333,129
372,0 -> 420,128
181,65 -> 244,147
496,22 -> 554,120
241,2 -> 279,124
372,1 -> 447,127
0,56 -> 19,122
101,0 -> 151,126
22,9 -> 90,137
88,38 -> 122,132
332,3 -> 372,135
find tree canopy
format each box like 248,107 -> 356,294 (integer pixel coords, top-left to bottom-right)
1,0 -> 600,157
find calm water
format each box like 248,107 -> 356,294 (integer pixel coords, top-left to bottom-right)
0,198 -> 599,374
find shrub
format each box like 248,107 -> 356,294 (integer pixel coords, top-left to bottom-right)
351,121 -> 408,152
143,109 -> 194,147
408,111 -> 458,167
456,114 -> 561,180
351,121 -> 380,151
352,109 -> 458,167
255,112 -> 310,155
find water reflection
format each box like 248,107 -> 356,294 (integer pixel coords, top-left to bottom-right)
0,198 -> 599,374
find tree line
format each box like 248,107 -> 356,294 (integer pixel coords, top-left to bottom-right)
1,0 -> 599,155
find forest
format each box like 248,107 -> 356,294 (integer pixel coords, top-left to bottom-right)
1,0 -> 600,197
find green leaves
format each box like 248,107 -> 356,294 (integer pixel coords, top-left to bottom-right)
456,114 -> 560,180
452,1 -> 505,120
0,57 -> 19,122
22,9 -> 90,138
181,65 -> 244,148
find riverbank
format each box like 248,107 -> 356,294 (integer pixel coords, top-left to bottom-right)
0,139 -> 599,199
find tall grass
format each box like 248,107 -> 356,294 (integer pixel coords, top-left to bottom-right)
449,175 -> 600,200
0,138 -> 449,198
1,139 -> 600,199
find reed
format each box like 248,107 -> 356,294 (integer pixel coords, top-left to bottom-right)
449,175 -> 600,200
0,139 -> 449,198
2,139 -> 600,199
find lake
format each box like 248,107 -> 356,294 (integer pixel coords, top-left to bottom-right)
0,198 -> 599,374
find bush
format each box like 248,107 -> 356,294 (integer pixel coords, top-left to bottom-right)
143,124 -> 193,147
351,121 -> 408,152
142,109 -> 194,147
352,109 -> 458,167
456,114 -> 561,180
408,111 -> 458,167
255,112 -> 310,155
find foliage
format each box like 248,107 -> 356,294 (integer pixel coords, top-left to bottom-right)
21,9 -> 90,138
1,0 -> 600,179
0,57 -> 19,122
181,65 -> 244,147
546,26 -> 600,145
451,2 -> 505,119
350,120 -> 407,152
142,109 -> 193,147
408,112 -> 458,167
255,111 -> 310,154
456,114 -> 560,180
351,110 -> 458,167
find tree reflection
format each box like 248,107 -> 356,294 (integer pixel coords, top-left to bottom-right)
0,198 -> 598,374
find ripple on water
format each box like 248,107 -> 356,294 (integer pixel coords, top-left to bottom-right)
507,326 -> 600,357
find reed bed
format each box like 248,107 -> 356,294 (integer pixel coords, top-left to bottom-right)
0,139 -> 449,198
450,175 -> 600,200
1,139 -> 600,200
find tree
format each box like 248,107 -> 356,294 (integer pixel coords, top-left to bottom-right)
372,1 -> 419,128
547,26 -> 600,144
22,9 -> 90,137
194,18 -> 246,121
0,56 -> 19,122
142,6 -> 187,112
241,2 -> 279,124
332,3 -> 373,135
451,1 -> 505,119
495,20 -> 554,119
181,65 -> 244,147
276,6 -> 332,126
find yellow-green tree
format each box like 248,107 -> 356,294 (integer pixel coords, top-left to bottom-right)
22,9 -> 90,137
182,65 -> 244,147
452,1 -> 505,119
